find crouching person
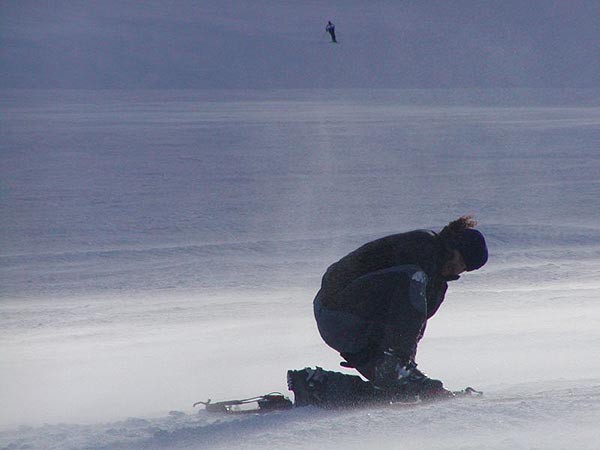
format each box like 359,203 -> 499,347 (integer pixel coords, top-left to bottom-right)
307,216 -> 488,402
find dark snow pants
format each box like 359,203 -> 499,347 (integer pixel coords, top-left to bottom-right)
314,265 -> 428,380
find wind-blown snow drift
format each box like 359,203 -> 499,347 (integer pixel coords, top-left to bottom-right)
1,88 -> 600,450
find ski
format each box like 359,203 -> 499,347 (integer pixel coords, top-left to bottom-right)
194,392 -> 293,414
195,369 -> 482,414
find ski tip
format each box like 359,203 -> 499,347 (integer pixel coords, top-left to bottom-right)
456,387 -> 483,397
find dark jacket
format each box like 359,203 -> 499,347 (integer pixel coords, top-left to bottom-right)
318,230 -> 451,320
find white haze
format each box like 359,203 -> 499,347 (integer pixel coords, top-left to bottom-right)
1,2 -> 600,450
2,88 -> 600,450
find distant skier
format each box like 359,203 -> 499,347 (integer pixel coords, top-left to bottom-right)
308,216 -> 488,400
325,20 -> 337,43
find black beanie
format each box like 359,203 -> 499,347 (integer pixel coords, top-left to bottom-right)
451,229 -> 488,271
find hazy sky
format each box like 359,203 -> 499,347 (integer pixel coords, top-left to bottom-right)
1,0 -> 599,88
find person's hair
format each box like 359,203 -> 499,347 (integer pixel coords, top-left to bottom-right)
439,215 -> 477,241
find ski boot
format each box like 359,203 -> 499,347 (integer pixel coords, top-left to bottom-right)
287,367 -> 375,408
287,367 -> 328,407
372,351 -> 453,401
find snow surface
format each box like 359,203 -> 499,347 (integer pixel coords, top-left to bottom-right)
2,88 -> 600,450
2,0 -> 599,88
2,3 -> 600,449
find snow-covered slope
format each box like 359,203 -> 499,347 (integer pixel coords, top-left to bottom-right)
1,1 -> 599,88
2,88 -> 600,449
2,2 -> 600,449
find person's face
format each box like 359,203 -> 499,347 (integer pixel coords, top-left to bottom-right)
441,250 -> 467,278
